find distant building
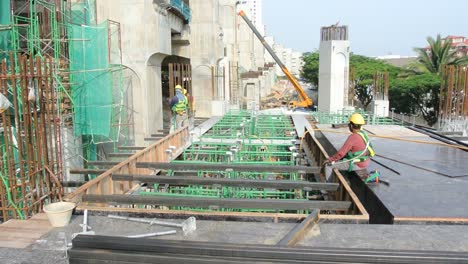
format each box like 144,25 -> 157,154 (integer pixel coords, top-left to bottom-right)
237,0 -> 265,72
238,0 -> 263,34
424,35 -> 468,57
264,36 -> 304,78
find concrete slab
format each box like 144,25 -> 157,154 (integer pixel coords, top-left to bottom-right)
3,215 -> 468,263
291,113 -> 314,137
315,124 -> 468,223
299,224 -> 468,251
41,215 -> 294,246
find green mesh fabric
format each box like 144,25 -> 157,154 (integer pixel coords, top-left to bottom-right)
70,0 -> 96,25
69,22 -> 112,137
0,1 -> 9,24
0,0 -> 11,61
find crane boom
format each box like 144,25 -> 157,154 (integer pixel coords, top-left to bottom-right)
238,10 -> 313,108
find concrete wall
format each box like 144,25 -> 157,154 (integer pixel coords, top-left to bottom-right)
95,0 -> 187,144
318,40 -> 350,113
371,99 -> 389,117
262,67 -> 276,97
190,0 -> 225,117
240,77 -> 261,110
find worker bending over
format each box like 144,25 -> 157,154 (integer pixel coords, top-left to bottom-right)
323,113 -> 375,181
170,84 -> 188,133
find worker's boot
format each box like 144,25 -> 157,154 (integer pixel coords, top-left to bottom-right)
364,170 -> 380,184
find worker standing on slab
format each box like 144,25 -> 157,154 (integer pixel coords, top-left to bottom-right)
184,88 -> 195,128
322,113 -> 375,181
170,84 -> 188,133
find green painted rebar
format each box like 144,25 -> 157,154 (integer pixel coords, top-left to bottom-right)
311,110 -> 404,125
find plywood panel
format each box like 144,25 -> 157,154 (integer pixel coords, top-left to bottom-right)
0,213 -> 53,248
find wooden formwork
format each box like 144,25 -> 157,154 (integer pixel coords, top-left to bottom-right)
65,127 -> 189,204
302,127 -> 369,223
66,123 -> 368,223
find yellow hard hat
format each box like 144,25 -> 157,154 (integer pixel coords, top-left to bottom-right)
349,113 -> 365,125
175,84 -> 183,90
183,88 -> 187,95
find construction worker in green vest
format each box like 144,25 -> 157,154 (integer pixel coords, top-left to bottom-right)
169,84 -> 188,133
322,113 -> 376,181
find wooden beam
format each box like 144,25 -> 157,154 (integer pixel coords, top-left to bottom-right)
118,146 -> 145,151
276,210 -> 319,246
137,162 -> 320,174
69,169 -> 107,175
65,126 -> 190,203
86,161 -> 120,167
144,137 -> 163,141
77,205 -> 307,221
82,194 -> 351,211
112,174 -> 339,191
108,153 -> 133,158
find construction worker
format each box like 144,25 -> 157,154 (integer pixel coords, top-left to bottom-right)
169,84 -> 188,133
322,113 -> 375,181
183,88 -> 195,128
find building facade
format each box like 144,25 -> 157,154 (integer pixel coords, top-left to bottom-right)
424,35 -> 468,57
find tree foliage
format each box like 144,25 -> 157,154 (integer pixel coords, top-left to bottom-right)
301,52 -> 401,108
300,52 -> 319,88
299,46 -> 448,126
349,54 -> 401,108
414,34 -> 468,74
390,73 -> 441,126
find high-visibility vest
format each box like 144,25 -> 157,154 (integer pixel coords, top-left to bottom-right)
172,93 -> 187,114
345,131 -> 375,171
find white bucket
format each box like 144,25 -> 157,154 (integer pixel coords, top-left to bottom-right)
43,202 -> 76,227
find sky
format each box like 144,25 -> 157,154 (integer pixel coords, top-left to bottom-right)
263,0 -> 468,57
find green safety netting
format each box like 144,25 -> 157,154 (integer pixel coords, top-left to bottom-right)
0,0 -> 11,61
68,21 -> 113,138
70,0 -> 96,25
0,1 -> 9,24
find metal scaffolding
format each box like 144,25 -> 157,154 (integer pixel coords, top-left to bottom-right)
0,0 -> 133,221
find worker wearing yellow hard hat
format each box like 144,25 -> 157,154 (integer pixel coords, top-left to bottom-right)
169,84 -> 188,133
322,113 -> 375,181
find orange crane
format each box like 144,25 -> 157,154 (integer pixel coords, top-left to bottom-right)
238,10 -> 313,109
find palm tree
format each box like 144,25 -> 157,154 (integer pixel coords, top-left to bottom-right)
414,34 -> 468,74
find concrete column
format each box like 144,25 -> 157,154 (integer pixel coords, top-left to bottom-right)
143,53 -> 167,140
190,0 -> 225,117
192,64 -> 215,117
318,40 -> 350,113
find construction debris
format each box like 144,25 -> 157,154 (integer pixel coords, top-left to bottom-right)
126,230 -> 177,238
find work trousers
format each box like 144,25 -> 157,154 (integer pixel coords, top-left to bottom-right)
324,161 -> 367,182
170,112 -> 188,133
